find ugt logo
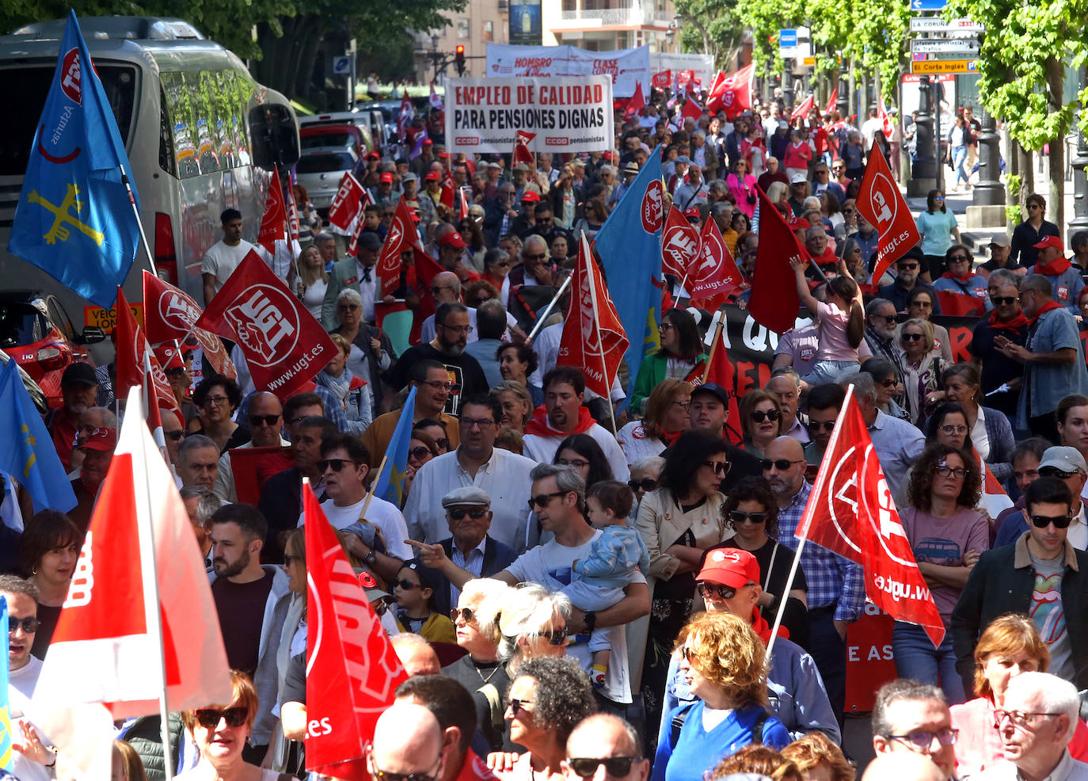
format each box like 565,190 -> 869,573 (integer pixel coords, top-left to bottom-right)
224,285 -> 299,367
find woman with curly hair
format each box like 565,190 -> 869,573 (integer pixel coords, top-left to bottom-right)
496,656 -> 596,781
895,443 -> 989,704
780,732 -> 855,781
617,379 -> 692,467
709,745 -> 803,781
653,612 -> 790,781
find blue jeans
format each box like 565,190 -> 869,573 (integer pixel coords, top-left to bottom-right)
892,621 -> 965,704
951,145 -> 969,185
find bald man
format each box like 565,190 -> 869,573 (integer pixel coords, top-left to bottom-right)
213,391 -> 287,503
370,703 -> 446,781
392,633 -> 441,677
763,436 -> 864,725
564,715 -> 649,781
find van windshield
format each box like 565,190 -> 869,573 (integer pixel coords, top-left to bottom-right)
0,63 -> 137,177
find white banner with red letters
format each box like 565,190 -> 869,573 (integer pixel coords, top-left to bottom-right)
485,43 -> 647,97
445,76 -> 614,155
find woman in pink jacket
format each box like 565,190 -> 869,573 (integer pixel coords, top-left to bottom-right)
726,159 -> 759,218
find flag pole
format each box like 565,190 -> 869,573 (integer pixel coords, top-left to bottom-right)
765,383 -> 854,660
702,308 -> 726,383
119,164 -> 158,278
527,272 -> 573,341
581,232 -> 618,433
359,453 -> 388,521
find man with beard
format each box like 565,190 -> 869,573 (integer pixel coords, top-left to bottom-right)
864,298 -> 902,374
208,503 -> 288,679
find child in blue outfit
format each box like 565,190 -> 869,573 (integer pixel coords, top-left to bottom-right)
566,480 -> 649,688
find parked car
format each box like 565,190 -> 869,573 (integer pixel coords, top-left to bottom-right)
295,148 -> 362,212
300,123 -> 367,158
299,112 -> 375,152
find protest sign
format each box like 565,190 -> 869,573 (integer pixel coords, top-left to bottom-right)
445,76 -> 614,155
485,43 -> 649,97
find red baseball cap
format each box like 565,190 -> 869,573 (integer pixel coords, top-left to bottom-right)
154,343 -> 185,371
77,427 -> 118,453
425,170 -> 441,181
684,206 -> 701,220
423,138 -> 434,146
439,231 -> 467,250
696,548 -> 760,589
367,151 -> 381,160
521,190 -> 541,203
790,217 -> 811,231
380,172 -> 394,184
1033,235 -> 1065,253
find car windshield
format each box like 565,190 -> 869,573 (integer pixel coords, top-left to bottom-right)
296,153 -> 355,174
301,132 -> 356,150
0,302 -> 48,348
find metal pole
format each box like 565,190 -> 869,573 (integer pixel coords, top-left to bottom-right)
1070,103 -> 1088,234
973,110 -> 1006,207
908,76 -> 937,196
120,163 -> 157,278
527,272 -> 573,340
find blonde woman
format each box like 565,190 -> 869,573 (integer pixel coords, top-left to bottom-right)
295,245 -> 328,320
895,318 -> 945,426
497,583 -> 571,675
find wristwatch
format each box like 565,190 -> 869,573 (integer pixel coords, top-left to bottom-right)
583,611 -> 597,633
363,550 -> 378,568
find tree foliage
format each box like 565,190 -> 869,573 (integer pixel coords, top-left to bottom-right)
674,0 -> 745,69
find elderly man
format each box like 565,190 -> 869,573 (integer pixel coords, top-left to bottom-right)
68,425 -> 116,531
396,675 -> 496,781
511,235 -> 556,288
980,234 -> 1023,275
871,680 -> 957,781
369,702 -> 447,781
315,231 -> 339,266
1029,237 -> 1084,313
161,407 -> 185,465
177,434 -> 220,492
880,251 -> 942,314
805,226 -> 838,268
981,672 -> 1088,781
766,369 -> 809,443
970,270 -> 1028,419
864,298 -> 902,372
180,486 -> 219,567
763,436 -> 864,724
564,715 -> 650,781
999,274 -> 1088,441
405,396 -> 535,554
212,391 -> 288,503
322,230 -> 384,327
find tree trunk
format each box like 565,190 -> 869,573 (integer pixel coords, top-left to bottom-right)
1046,56 -> 1065,232
1007,126 -> 1019,213
1018,142 -> 1034,208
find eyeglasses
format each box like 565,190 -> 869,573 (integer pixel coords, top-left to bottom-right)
434,438 -> 451,450
370,757 -> 442,781
448,507 -> 488,521
439,323 -> 473,335
871,314 -> 897,323
934,465 -> 967,480
761,458 -> 804,471
628,478 -> 658,492
395,579 -> 420,590
524,253 -> 548,261
165,430 -> 185,441
193,707 -> 248,729
1040,466 -> 1081,480
697,582 -> 738,600
461,417 -> 495,430
899,263 -> 920,271
728,510 -> 769,524
542,628 -> 568,645
994,709 -> 1063,727
568,758 -> 642,778
558,457 -> 591,469
1030,514 -> 1073,529
203,395 -> 230,406
948,255 -> 970,262
529,491 -> 568,509
750,409 -> 781,423
901,333 -> 924,342
318,458 -> 357,473
8,616 -> 39,634
990,295 -> 1017,306
507,698 -> 534,715
450,607 -> 476,623
702,460 -> 729,476
248,414 -> 281,427
1028,203 -> 1042,210
884,728 -> 958,751
420,380 -> 456,391
808,420 -> 836,433
409,446 -> 432,460
939,424 -> 968,436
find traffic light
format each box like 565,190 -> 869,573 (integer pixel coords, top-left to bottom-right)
455,45 -> 466,76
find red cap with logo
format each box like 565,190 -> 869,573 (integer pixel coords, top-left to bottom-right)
425,170 -> 441,182
696,547 -> 760,589
521,190 -> 541,203
439,231 -> 467,250
1033,235 -> 1065,253
77,427 -> 118,453
380,172 -> 394,184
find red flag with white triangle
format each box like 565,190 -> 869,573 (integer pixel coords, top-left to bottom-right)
304,481 -> 407,780
556,234 -> 629,398
706,64 -> 754,119
257,171 -> 289,254
661,205 -> 700,279
513,129 -> 536,167
689,216 -> 745,305
142,271 -> 237,381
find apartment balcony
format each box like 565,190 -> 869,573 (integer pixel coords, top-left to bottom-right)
550,1 -> 672,32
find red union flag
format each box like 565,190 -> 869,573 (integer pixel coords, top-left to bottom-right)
640,179 -> 665,233
652,69 -> 672,90
142,271 -> 236,380
689,217 -> 744,304
706,64 -> 754,119
879,99 -> 895,140
681,97 -> 704,124
857,141 -> 921,282
799,392 -> 945,647
375,198 -> 418,292
790,94 -> 816,123
557,234 -> 629,398
748,188 -> 807,333
257,171 -> 288,254
304,481 -> 407,780
824,87 -> 839,116
195,251 -> 337,398
328,172 -> 368,231
114,287 -> 179,415
661,205 -> 700,278
285,181 -> 301,243
624,82 -> 646,119
514,129 -> 536,166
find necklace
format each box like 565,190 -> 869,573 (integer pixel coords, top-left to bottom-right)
472,659 -> 501,684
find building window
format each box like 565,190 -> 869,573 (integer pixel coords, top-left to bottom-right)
483,20 -> 494,41
458,19 -> 470,38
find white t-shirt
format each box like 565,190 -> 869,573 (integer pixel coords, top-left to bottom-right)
297,495 -> 412,559
201,239 -> 257,296
9,657 -> 50,781
523,423 -> 631,483
506,530 -> 644,703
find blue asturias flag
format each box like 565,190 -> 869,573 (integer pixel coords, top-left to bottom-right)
0,359 -> 77,514
0,596 -> 12,772
8,10 -> 141,307
594,145 -> 664,397
374,386 -> 417,506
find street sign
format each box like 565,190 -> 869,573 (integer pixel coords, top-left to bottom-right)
333,55 -> 352,75
909,17 -> 984,32
910,59 -> 978,74
802,56 -> 816,67
911,39 -> 980,54
909,0 -> 948,10
779,28 -> 798,47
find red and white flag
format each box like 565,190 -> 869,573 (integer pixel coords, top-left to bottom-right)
328,172 -> 368,232
706,64 -> 754,119
113,287 -> 179,417
856,140 -> 921,282
982,460 -> 1014,520
661,205 -> 700,279
678,69 -> 700,92
651,70 -> 672,90
142,271 -> 237,380
748,188 -> 808,334
345,188 -> 376,256
374,198 -> 419,293
195,251 -> 337,399
823,88 -> 839,116
798,390 -> 946,647
624,82 -> 646,119
790,94 -> 816,124
304,481 -> 407,780
689,216 -> 745,305
681,96 -> 704,124
557,234 -> 629,398
397,90 -> 413,141
285,181 -> 301,244
513,129 -> 536,167
688,313 -> 743,445
257,171 -> 289,254
31,386 -> 232,774
879,99 -> 895,141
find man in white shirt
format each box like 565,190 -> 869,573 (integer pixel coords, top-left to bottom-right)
404,395 -> 536,551
296,433 -> 411,559
2,575 -> 55,780
522,367 -> 630,482
201,208 -> 257,304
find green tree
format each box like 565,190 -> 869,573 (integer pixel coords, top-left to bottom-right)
673,0 -> 745,69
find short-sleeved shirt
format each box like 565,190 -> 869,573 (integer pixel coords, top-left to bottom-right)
1021,308 -> 1088,424
201,240 -> 256,296
814,300 -> 857,362
902,506 -> 990,622
916,210 -> 958,257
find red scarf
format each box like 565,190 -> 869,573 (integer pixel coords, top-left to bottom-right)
1035,256 -> 1072,276
812,246 -> 838,267
987,309 -> 1029,333
524,404 -> 596,437
942,270 -> 974,283
1029,298 -> 1064,324
751,609 -> 789,644
659,428 -> 684,448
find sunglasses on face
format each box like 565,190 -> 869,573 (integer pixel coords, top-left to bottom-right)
194,706 -> 248,729
448,507 -> 488,521
949,255 -> 970,263
409,446 -> 432,461
450,607 -> 476,623
750,409 -> 780,423
990,295 -> 1017,306
808,420 -> 836,433
761,458 -> 803,471
529,491 -> 567,509
901,333 -> 924,342
542,628 -> 568,645
899,263 -> 920,271
249,414 -> 281,427
1030,514 -> 1073,529
8,616 -> 39,634
567,758 -> 641,778
318,458 -> 357,473
728,510 -> 769,524
165,430 -> 185,441
628,478 -> 658,492
395,579 -> 421,591
703,460 -> 729,476
507,698 -> 534,715
696,582 -> 738,600
1039,466 -> 1080,480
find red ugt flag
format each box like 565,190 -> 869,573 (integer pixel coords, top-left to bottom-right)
113,287 -> 179,416
624,82 -> 646,119
374,198 -> 419,293
748,189 -> 807,333
257,171 -> 288,254
706,64 -> 754,119
328,172 -> 368,232
652,70 -> 672,90
304,481 -> 407,780
823,88 -> 839,116
557,233 -> 629,398
856,140 -> 921,282
195,251 -> 337,399
799,392 -> 946,647
142,271 -> 236,380
513,129 -> 536,166
790,94 -> 816,124
661,205 -> 700,278
689,216 -> 745,305
681,97 -> 704,124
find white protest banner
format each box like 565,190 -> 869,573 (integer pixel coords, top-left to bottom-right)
445,76 -> 614,155
485,43 -> 649,97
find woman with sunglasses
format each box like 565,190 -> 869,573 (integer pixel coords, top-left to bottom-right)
739,391 -> 786,459
330,288 -> 392,413
636,430 -> 730,737
654,612 -> 790,781
895,318 -> 946,427
176,670 -> 290,781
709,477 -> 809,643
915,189 -> 960,281
631,309 -> 706,416
900,288 -> 954,363
860,358 -> 910,421
496,657 -> 596,781
928,364 -> 1015,484
618,379 -> 692,467
497,583 -> 572,675
895,443 -> 988,704
554,434 -> 614,492
726,159 -> 759,219
444,579 -> 513,751
933,245 -> 989,314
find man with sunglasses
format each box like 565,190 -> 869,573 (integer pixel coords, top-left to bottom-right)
212,391 -> 288,504
969,270 -> 1028,419
952,477 -> 1088,695
871,679 -> 957,780
803,383 -> 846,467
563,715 -> 649,781
879,251 -> 943,315
995,447 -> 1088,549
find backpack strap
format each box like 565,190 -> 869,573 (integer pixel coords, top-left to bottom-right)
750,710 -> 769,746
670,702 -> 697,748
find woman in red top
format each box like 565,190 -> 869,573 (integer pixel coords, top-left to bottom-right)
782,129 -> 814,181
